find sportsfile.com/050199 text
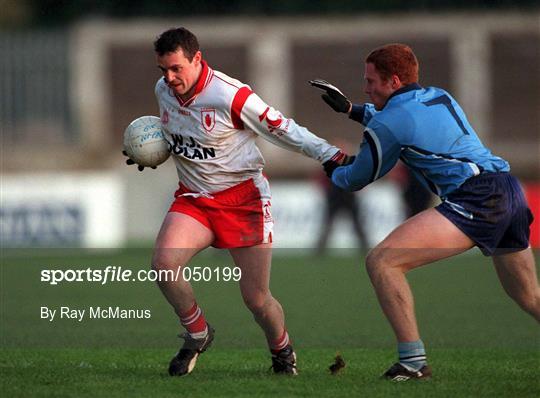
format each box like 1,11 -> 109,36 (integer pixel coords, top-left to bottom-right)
40,266 -> 242,285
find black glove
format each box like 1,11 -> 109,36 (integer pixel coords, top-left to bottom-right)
323,151 -> 356,178
309,79 -> 351,113
122,150 -> 156,171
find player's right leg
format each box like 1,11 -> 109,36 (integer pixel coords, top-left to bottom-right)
229,243 -> 297,375
493,248 -> 540,322
490,174 -> 539,322
152,212 -> 214,316
152,212 -> 216,376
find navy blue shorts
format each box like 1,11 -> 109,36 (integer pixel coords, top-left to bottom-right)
435,172 -> 534,256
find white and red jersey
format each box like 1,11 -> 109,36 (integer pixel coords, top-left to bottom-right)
155,60 -> 339,193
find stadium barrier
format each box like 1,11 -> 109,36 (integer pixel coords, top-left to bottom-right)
1,171 -> 403,249
2,172 -> 537,249
1,173 -> 124,248
524,183 -> 540,248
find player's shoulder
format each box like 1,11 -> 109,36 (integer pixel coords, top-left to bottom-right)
212,70 -> 243,86
211,70 -> 251,93
372,100 -> 410,124
155,77 -> 168,95
369,103 -> 414,139
195,69 -> 254,116
382,86 -> 443,122
413,86 -> 459,105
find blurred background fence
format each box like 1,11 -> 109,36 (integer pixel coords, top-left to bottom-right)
1,1 -> 539,248
2,13 -> 539,177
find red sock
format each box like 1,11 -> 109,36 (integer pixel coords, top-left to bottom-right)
179,303 -> 207,335
270,329 -> 290,354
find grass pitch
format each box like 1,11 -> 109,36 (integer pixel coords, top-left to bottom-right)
1,248 -> 539,397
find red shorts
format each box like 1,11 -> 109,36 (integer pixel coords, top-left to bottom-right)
168,178 -> 274,249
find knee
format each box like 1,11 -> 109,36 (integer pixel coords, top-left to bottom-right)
151,250 -> 176,272
512,290 -> 540,314
365,248 -> 387,279
365,248 -> 405,281
243,292 -> 271,315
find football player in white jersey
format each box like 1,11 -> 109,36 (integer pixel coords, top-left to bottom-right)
124,27 -> 351,376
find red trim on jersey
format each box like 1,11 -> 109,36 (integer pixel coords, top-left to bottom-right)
175,60 -> 214,108
258,106 -> 269,122
231,86 -> 253,129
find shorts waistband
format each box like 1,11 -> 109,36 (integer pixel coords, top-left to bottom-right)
465,171 -> 509,183
177,178 -> 257,199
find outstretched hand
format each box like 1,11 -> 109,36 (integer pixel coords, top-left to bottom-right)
122,150 -> 156,171
309,79 -> 352,114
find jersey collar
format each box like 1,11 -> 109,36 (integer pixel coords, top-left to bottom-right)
176,60 -> 213,107
384,83 -> 422,108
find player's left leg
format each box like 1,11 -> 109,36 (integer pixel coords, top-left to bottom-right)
366,208 -> 475,380
367,208 -> 475,342
229,243 -> 297,374
493,248 -> 540,322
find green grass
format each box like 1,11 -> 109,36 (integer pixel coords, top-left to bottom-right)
1,249 -> 539,397
1,348 -> 538,397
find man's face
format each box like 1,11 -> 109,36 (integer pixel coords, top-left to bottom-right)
157,48 -> 202,98
364,62 -> 397,110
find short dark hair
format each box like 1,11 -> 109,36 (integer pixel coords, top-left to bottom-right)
153,27 -> 200,61
366,43 -> 419,85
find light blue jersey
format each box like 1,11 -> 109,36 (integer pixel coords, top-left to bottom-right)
332,84 -> 509,198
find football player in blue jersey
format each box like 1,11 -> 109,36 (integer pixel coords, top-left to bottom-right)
310,43 -> 539,381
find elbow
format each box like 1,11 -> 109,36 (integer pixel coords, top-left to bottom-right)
332,172 -> 368,192
336,180 -> 360,192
